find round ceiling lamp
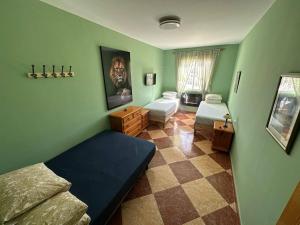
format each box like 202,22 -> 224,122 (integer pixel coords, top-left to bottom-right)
159,16 -> 181,30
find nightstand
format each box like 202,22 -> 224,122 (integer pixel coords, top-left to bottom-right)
212,120 -> 234,152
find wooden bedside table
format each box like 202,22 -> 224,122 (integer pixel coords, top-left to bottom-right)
212,120 -> 234,152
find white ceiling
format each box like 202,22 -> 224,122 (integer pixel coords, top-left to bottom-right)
41,0 -> 275,50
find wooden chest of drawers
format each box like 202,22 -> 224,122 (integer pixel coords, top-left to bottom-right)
109,106 -> 142,137
141,109 -> 150,130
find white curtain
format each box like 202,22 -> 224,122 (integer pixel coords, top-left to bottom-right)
292,77 -> 300,97
175,49 -> 220,98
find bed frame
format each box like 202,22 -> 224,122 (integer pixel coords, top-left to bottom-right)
148,111 -> 176,128
194,122 -> 214,140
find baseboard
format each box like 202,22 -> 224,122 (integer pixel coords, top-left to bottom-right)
230,150 -> 244,225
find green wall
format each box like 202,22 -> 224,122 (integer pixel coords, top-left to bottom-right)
0,0 -> 163,174
163,45 -> 239,102
2,1 -> 300,224
228,0 -> 300,224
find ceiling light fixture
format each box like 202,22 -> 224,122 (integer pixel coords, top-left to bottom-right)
159,16 -> 181,30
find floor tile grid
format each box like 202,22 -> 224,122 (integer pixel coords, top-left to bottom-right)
108,111 -> 240,225
141,112 -> 238,224
150,153 -> 236,212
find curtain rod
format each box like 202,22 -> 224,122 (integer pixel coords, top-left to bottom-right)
172,48 -> 224,54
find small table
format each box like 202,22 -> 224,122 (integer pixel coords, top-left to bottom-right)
212,120 -> 234,152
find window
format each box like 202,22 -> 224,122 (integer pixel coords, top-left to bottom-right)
178,57 -> 213,91
176,50 -> 220,94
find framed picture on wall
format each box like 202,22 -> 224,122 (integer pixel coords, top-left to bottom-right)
266,74 -> 300,153
234,71 -> 242,93
144,73 -> 156,86
100,46 -> 133,110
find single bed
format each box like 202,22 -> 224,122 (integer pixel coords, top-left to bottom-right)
194,101 -> 230,139
144,98 -> 180,124
45,131 -> 155,225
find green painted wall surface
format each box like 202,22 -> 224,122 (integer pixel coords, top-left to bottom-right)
228,0 -> 300,224
0,0 -> 163,174
162,45 -> 239,102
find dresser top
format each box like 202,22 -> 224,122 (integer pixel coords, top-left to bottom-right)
141,108 -> 150,115
109,106 -> 142,118
213,120 -> 234,133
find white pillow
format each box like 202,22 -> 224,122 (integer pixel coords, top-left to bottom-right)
163,91 -> 177,95
205,94 -> 222,101
205,99 -> 222,104
163,95 -> 176,99
162,91 -> 177,98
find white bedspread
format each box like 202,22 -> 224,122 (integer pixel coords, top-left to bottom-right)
145,98 -> 179,117
196,101 -> 229,125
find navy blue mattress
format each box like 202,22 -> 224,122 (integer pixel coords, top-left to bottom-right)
45,130 -> 155,225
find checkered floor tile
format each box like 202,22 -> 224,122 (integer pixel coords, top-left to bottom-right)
107,111 -> 240,225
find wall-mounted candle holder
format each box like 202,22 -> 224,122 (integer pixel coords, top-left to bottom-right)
27,65 -> 75,79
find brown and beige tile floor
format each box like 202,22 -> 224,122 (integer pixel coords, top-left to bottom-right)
107,111 -> 240,225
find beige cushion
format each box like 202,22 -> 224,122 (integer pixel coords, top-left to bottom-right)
76,214 -> 91,225
6,191 -> 87,225
0,163 -> 71,223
